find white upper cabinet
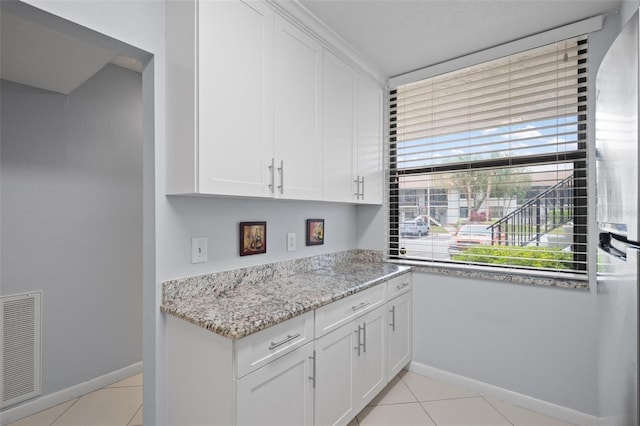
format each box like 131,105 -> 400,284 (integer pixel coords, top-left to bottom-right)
273,15 -> 323,200
166,0 -> 275,197
323,50 -> 357,203
356,76 -> 384,205
166,0 -> 381,203
198,0 -> 274,197
323,49 -> 383,204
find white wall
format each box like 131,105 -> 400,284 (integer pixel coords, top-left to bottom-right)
1,65 -> 143,394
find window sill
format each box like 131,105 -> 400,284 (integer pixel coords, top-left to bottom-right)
386,258 -> 589,290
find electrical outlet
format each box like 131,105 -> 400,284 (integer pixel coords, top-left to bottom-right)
191,237 -> 208,263
287,233 -> 296,251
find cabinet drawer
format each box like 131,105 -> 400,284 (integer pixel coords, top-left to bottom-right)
235,311 -> 314,378
315,284 -> 385,338
387,273 -> 411,300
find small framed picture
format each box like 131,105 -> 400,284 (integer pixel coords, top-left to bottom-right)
306,219 -> 325,246
240,221 -> 267,256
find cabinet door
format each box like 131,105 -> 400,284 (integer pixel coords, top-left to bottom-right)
353,305 -> 387,412
387,291 -> 412,378
323,50 -> 356,203
315,322 -> 356,426
356,75 -> 383,204
236,342 -> 314,426
198,0 -> 274,197
274,15 -> 323,200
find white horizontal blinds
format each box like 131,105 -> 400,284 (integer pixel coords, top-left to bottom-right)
388,36 -> 588,274
393,37 -> 587,171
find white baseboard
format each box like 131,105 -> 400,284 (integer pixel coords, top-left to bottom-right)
0,362 -> 142,425
407,361 -> 599,426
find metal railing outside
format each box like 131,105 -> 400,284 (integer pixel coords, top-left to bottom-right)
488,175 -> 574,247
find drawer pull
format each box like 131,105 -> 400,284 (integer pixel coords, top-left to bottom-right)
268,333 -> 301,350
352,302 -> 370,312
396,282 -> 410,290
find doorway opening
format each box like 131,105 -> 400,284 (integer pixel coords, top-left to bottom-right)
1,3 -> 152,424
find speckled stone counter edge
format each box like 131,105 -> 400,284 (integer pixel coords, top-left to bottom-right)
162,249 -> 385,304
397,262 -> 588,290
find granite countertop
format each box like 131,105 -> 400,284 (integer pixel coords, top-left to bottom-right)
161,260 -> 410,340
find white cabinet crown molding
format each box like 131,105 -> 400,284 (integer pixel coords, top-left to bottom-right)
267,0 -> 387,87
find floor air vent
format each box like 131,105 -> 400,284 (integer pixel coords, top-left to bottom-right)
1,292 -> 42,408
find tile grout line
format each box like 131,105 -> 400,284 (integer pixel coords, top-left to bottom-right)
126,403 -> 143,426
420,395 -> 485,403
49,397 -> 80,426
398,371 -> 438,425
481,395 -> 516,426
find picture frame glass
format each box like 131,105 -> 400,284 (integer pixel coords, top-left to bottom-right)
306,219 -> 324,246
240,222 -> 266,256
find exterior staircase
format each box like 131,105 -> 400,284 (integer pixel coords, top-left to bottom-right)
488,175 -> 574,247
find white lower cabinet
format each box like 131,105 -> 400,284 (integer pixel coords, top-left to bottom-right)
386,274 -> 413,379
166,273 -> 412,426
236,342 -> 315,426
314,304 -> 387,426
386,290 -> 412,378
352,305 -> 387,413
315,320 -> 357,426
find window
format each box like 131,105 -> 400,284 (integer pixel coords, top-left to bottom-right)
389,36 -> 587,274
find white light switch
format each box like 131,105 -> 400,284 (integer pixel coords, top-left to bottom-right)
287,233 -> 296,251
191,237 -> 208,263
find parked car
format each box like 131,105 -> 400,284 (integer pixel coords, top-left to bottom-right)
448,223 -> 493,255
400,219 -> 430,237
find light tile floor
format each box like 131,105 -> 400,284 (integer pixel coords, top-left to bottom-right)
8,370 -> 574,426
349,370 -> 575,426
7,373 -> 142,426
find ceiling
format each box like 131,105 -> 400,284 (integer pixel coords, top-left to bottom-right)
0,7 -> 143,95
298,0 -> 622,78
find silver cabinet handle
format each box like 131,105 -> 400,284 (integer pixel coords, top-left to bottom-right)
353,176 -> 364,199
268,158 -> 275,193
268,333 -> 300,350
389,305 -> 396,331
352,302 -> 370,312
277,160 -> 284,194
308,350 -> 316,388
354,325 -> 364,356
362,321 -> 367,353
396,282 -> 410,290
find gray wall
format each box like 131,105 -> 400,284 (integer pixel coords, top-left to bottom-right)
161,197 -> 358,281
356,204 -> 385,250
410,2 -> 640,416
1,64 -> 143,395
13,0 -> 640,423
412,271 -> 598,414
13,2 -> 165,422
